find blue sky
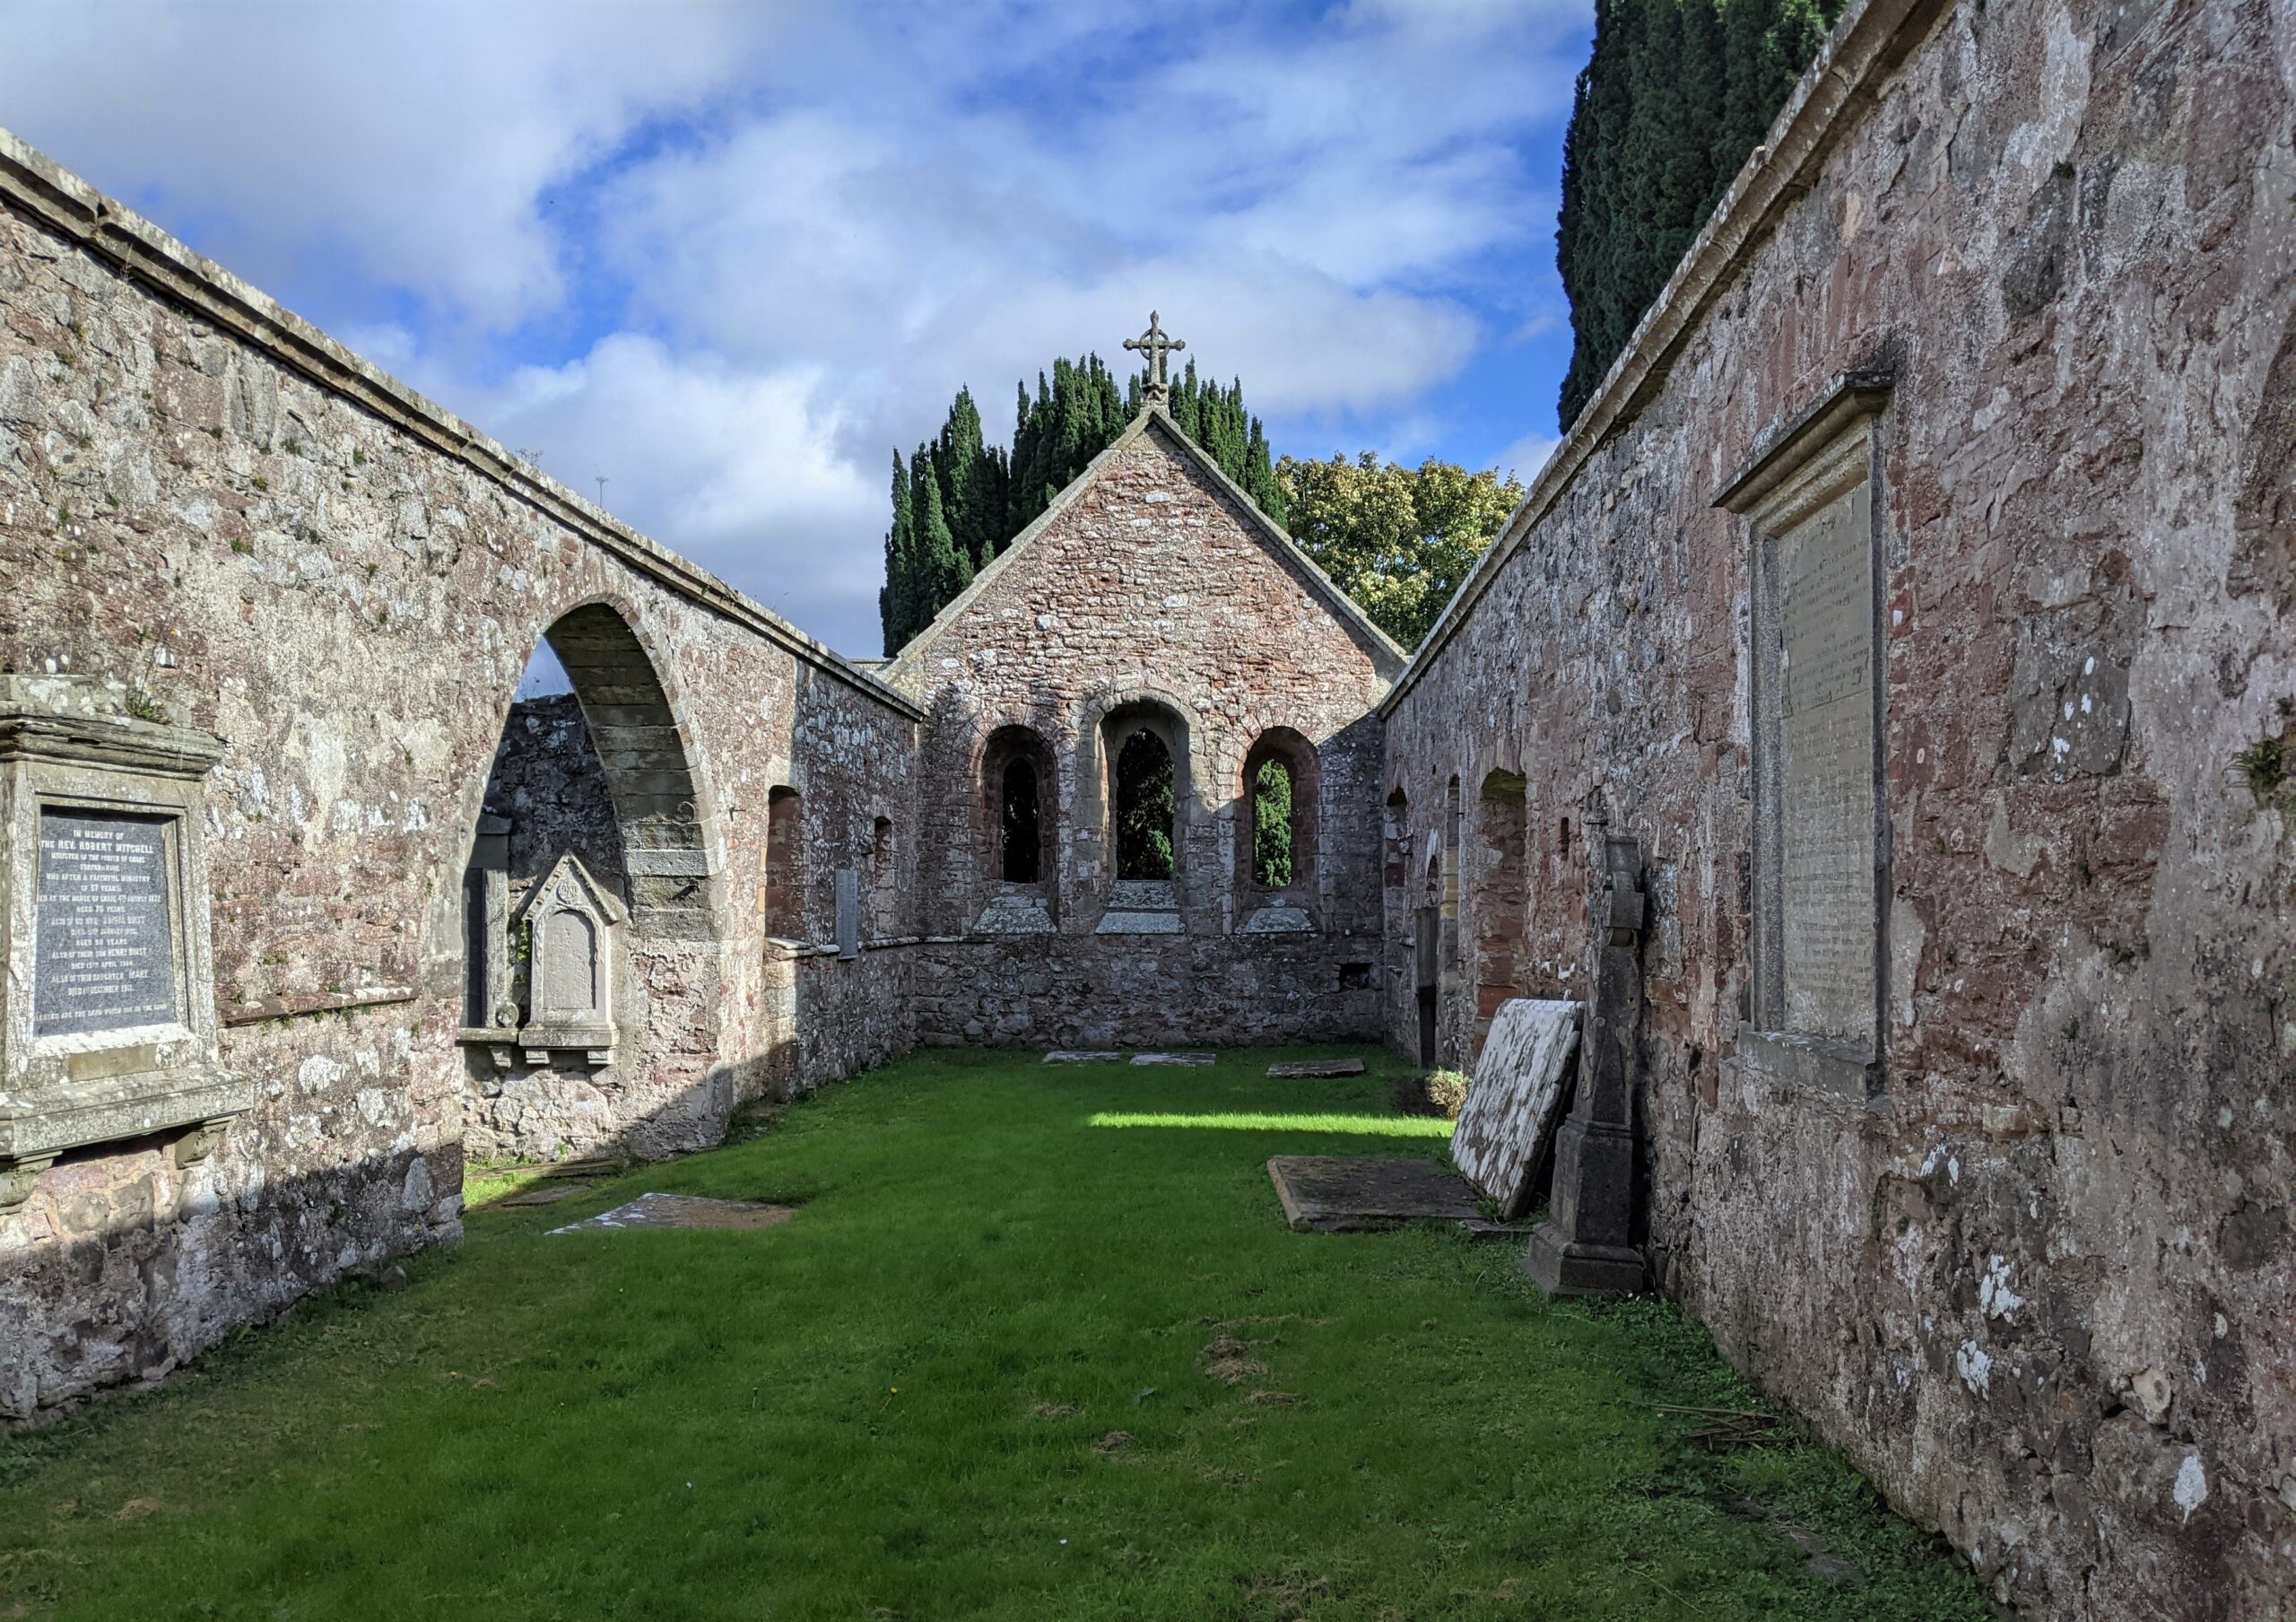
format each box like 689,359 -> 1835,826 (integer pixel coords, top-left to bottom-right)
2,0 -> 1591,660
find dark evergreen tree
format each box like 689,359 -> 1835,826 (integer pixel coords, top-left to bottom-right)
881,349 -> 1288,650
878,449 -> 920,653
1556,0 -> 1843,428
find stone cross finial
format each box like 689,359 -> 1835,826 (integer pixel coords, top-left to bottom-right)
1124,311 -> 1186,404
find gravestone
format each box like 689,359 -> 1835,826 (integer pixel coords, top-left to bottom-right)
1778,482 -> 1876,1044
1451,998 -> 1581,1220
550,1191 -> 796,1234
1,676 -> 244,1213
511,851 -> 627,1062
835,868 -> 861,959
33,811 -> 176,1036
1267,1059 -> 1365,1078
1131,1051 -> 1214,1066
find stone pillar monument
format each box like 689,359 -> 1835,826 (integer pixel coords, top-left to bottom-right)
1522,806 -> 1647,1296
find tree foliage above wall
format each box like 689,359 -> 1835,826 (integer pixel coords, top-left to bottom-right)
1277,454 -> 1527,652
1555,0 -> 1845,429
879,358 -> 1287,654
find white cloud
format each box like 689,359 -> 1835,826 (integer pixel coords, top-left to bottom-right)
437,336 -> 883,634
1496,431 -> 1561,484
1,0 -> 1591,654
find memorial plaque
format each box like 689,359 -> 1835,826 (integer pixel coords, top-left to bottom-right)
33,810 -> 177,1038
835,868 -> 861,959
540,908 -> 598,1016
1777,484 -> 1876,1044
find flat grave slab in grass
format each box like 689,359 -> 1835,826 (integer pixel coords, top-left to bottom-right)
1044,1050 -> 1123,1064
1267,1155 -> 1485,1234
1132,1051 -> 1215,1067
1267,1059 -> 1365,1077
549,1192 -> 796,1234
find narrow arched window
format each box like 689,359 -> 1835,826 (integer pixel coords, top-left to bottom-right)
764,785 -> 804,939
1114,728 -> 1175,880
1001,759 -> 1041,882
1251,758 -> 1293,887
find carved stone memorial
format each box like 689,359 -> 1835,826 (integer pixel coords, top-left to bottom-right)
510,851 -> 627,1065
0,676 -> 246,1211
1718,374 -> 1891,1099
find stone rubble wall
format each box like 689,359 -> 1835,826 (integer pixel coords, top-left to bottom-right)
1381,0 -> 2296,1615
896,422 -> 1394,1049
0,138 -> 919,1417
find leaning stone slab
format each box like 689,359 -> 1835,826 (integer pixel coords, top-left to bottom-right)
1452,998 -> 1582,1220
1131,1051 -> 1215,1066
1044,1050 -> 1124,1064
1267,1059 -> 1366,1078
549,1192 -> 795,1234
1266,1155 -> 1481,1233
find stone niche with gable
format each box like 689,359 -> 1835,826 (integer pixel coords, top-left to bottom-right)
510,851 -> 627,1064
0,676 -> 248,1213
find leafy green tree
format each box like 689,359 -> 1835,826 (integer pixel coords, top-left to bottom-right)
1556,0 -> 1843,428
1276,454 -> 1526,651
1114,729 -> 1175,880
1252,758 -> 1294,888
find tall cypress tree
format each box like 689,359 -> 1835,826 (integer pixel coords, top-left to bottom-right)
879,449 -> 918,653
883,349 -> 1290,647
1556,0 -> 1843,428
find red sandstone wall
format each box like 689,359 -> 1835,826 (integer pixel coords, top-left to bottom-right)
0,142 -> 918,1415
1384,0 -> 2296,1614
896,418 -> 1397,1048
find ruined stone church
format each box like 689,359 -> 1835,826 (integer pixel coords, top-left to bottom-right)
2,0 -> 2290,1616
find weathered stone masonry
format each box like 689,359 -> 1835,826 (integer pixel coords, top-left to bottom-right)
889,413 -> 1402,1050
0,133 -> 921,1417
1382,0 -> 2295,1615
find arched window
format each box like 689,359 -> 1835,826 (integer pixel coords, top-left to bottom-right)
1443,773 -> 1463,966
1001,759 -> 1041,882
870,815 -> 896,934
1474,770 -> 1528,1060
981,725 -> 1056,887
1239,728 -> 1318,895
764,785 -> 804,940
1114,728 -> 1175,880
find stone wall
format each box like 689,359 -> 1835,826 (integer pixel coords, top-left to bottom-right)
1380,0 -> 2296,1615
0,134 -> 919,1417
896,415 -> 1397,1049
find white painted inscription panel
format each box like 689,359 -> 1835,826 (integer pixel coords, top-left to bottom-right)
1778,484 -> 1876,1044
34,810 -> 176,1037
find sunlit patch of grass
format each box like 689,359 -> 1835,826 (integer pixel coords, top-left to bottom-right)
0,1044 -> 1987,1621
1088,1109 -> 1455,1138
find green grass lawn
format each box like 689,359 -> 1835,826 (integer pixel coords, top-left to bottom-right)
0,1047 -> 1988,1621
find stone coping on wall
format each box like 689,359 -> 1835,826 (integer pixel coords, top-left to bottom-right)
0,129 -> 922,725
1378,0 -> 1947,713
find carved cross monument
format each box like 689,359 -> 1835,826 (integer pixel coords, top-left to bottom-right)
1124,311 -> 1186,404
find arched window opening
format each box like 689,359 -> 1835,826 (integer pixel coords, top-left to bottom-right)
1252,759 -> 1293,887
1002,759 -> 1042,882
1443,773 -> 1464,965
1473,770 -> 1529,1060
1239,728 -> 1318,898
764,785 -> 804,940
1114,728 -> 1175,881
871,815 -> 896,935
980,724 -> 1057,890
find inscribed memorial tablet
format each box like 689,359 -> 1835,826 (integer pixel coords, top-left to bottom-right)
34,811 -> 176,1037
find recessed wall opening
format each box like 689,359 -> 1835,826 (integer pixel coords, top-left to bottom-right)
1002,760 -> 1042,882
1240,727 -> 1318,896
1473,770 -> 1528,1061
1114,728 -> 1176,881
871,815 -> 896,935
764,786 -> 804,941
980,724 -> 1057,890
